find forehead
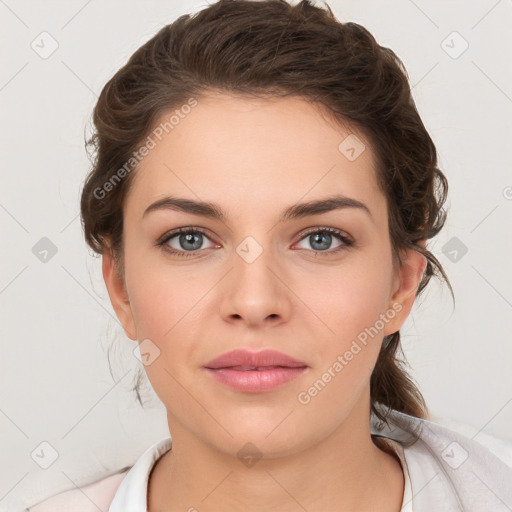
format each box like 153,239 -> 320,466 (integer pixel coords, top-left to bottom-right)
124,92 -> 384,222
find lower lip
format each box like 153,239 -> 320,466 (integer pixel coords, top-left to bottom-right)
204,367 -> 307,392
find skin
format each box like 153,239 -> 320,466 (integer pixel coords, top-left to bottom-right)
102,92 -> 427,511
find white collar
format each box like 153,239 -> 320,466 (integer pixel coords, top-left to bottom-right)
108,436 -> 172,512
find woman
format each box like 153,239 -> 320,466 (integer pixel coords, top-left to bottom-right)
27,0 -> 512,510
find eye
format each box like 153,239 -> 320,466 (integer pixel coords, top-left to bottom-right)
294,227 -> 353,255
156,226 -> 353,259
157,228 -> 218,257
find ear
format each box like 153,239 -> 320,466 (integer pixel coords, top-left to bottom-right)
383,243 -> 427,336
102,248 -> 137,341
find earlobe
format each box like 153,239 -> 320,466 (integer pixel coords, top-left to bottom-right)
383,247 -> 427,336
102,249 -> 138,341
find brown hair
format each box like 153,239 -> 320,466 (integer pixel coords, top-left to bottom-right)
80,0 -> 453,424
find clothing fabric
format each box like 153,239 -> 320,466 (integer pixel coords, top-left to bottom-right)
24,409 -> 512,512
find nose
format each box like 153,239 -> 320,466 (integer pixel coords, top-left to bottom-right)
218,236 -> 292,329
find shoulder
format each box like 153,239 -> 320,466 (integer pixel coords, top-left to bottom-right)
24,437 -> 172,512
25,469 -> 130,512
381,410 -> 512,510
398,411 -> 512,471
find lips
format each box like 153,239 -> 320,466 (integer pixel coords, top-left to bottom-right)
203,349 -> 308,392
224,365 -> 291,370
204,348 -> 307,369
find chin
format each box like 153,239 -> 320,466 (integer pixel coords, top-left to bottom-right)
215,413 -> 314,457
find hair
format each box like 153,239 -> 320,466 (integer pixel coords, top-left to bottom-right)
80,0 -> 453,425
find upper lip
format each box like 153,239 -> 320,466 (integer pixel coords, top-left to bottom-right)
204,349 -> 308,369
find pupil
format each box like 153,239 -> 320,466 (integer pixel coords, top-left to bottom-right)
181,232 -> 202,251
311,232 -> 331,251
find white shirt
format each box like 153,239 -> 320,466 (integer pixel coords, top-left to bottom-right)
25,409 -> 512,511
108,436 -> 173,512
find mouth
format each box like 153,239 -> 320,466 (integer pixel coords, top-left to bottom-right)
203,349 -> 308,392
223,365 -> 298,370
204,366 -> 308,392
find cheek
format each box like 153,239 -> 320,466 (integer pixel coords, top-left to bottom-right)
300,252 -> 394,347
123,248 -> 217,389
292,262 -> 393,425
125,245 -> 206,341
124,260 -> 207,409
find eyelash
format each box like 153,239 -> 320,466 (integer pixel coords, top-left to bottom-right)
156,226 -> 353,258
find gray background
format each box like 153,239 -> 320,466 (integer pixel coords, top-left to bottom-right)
1,0 -> 511,509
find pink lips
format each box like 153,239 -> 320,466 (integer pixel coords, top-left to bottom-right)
203,349 -> 308,392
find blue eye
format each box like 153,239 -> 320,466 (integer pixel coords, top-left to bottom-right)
157,226 -> 353,258
157,228 -> 217,258
295,227 -> 353,256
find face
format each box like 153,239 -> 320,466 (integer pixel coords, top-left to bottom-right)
103,92 -> 425,459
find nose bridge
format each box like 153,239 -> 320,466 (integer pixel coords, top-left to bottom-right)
219,232 -> 291,324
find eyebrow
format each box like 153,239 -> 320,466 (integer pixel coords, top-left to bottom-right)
142,194 -> 373,223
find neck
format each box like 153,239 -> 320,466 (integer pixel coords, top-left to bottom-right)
148,398 -> 404,512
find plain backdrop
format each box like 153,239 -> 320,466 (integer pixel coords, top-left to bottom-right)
1,0 -> 511,509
